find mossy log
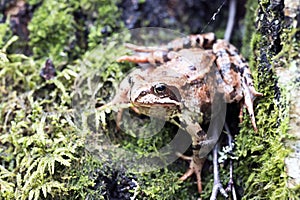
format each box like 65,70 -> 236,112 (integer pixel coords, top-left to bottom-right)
236,0 -> 300,198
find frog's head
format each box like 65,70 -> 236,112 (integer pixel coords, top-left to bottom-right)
127,69 -> 182,117
131,82 -> 181,106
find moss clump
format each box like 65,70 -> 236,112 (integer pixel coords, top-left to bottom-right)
241,0 -> 258,58
236,0 -> 299,199
0,1 -> 197,199
0,37 -> 83,199
28,0 -> 78,62
0,20 -> 13,49
27,0 -> 124,62
0,1 -> 131,199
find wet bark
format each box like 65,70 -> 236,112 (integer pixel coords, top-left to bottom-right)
255,0 -> 300,189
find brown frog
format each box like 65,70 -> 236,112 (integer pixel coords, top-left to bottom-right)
103,32 -> 262,194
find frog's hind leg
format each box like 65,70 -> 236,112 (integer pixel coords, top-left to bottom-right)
117,43 -> 167,64
242,83 -> 262,132
229,48 -> 263,132
213,40 -> 263,132
166,32 -> 217,51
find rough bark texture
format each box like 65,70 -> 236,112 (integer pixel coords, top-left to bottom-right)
278,0 -> 300,188
256,0 -> 300,189
242,0 -> 300,197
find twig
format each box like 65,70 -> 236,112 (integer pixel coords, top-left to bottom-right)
210,142 -> 228,200
224,0 -> 237,41
224,123 -> 237,200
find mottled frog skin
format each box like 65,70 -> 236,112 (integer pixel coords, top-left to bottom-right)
105,32 -> 262,193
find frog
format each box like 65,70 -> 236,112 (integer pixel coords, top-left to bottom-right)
102,32 -> 262,194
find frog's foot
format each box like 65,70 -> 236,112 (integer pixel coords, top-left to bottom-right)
242,85 -> 263,132
177,153 -> 206,193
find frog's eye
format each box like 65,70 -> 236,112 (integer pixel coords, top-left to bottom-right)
153,83 -> 167,94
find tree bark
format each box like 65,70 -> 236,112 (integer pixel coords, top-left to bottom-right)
256,0 -> 300,191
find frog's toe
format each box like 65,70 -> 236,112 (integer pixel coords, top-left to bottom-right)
116,55 -> 149,63
242,85 -> 263,132
177,153 -> 206,193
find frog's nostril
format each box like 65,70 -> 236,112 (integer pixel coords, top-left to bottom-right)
140,91 -> 147,96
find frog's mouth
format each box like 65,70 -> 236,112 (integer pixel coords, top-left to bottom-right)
133,96 -> 180,107
132,100 -> 180,118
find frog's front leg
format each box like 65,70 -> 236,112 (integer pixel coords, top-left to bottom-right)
178,116 -> 207,194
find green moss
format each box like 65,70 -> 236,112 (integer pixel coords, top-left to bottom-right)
2,0 -> 299,199
136,167 -> 196,200
0,37 -> 85,199
28,0 -> 78,62
0,1 -> 130,199
235,0 -> 299,199
0,19 -> 12,49
241,0 -> 259,58
28,0 -> 123,63
0,1 -> 196,199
